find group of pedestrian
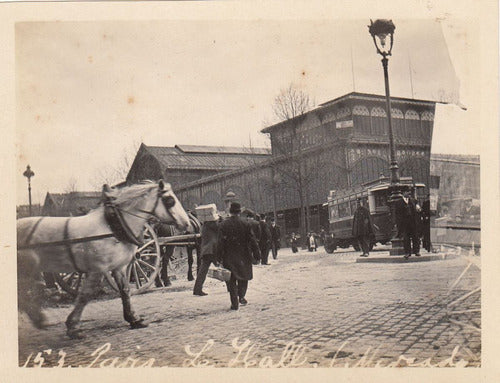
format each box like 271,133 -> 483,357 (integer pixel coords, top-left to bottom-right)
192,202 -> 282,311
351,190 -> 432,259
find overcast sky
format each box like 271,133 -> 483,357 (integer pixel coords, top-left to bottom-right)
16,18 -> 476,206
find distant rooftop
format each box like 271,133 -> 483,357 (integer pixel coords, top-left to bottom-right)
431,153 -> 480,165
142,144 -> 271,170
262,91 -> 437,134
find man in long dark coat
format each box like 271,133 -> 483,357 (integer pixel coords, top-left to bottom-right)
352,198 -> 374,257
421,196 -> 432,252
396,190 -> 421,259
217,202 -> 261,310
269,218 -> 281,259
244,210 -> 261,265
258,213 -> 271,265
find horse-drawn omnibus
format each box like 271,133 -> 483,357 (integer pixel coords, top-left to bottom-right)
324,176 -> 426,253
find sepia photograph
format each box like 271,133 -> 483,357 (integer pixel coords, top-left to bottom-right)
1,0 -> 498,380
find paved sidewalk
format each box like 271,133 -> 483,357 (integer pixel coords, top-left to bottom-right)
18,246 -> 481,367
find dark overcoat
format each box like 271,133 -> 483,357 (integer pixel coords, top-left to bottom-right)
249,219 -> 261,242
217,216 -> 261,281
396,197 -> 420,232
352,205 -> 374,237
259,220 -> 271,247
200,220 -> 219,263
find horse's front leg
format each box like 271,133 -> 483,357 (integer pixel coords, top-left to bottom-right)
111,266 -> 148,329
187,246 -> 194,281
66,272 -> 102,339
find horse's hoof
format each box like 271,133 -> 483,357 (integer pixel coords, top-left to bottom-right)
130,319 -> 148,329
187,275 -> 194,281
31,312 -> 48,330
67,329 -> 86,339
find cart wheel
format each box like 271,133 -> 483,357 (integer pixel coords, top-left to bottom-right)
105,223 -> 161,295
54,272 -> 85,297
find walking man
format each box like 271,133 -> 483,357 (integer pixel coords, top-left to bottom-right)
352,198 -> 374,257
258,213 -> 271,265
217,202 -> 261,310
397,190 -> 421,259
193,212 -> 220,296
421,195 -> 432,252
269,218 -> 281,260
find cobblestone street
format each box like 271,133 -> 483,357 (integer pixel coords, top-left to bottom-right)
19,247 -> 481,368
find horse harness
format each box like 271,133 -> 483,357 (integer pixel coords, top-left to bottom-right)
17,187 -> 178,272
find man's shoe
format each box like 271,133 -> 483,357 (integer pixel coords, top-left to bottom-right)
193,291 -> 208,296
404,254 -> 411,259
230,305 -> 239,310
261,263 -> 270,265
360,253 -> 369,257
239,298 -> 248,305
415,253 -> 421,257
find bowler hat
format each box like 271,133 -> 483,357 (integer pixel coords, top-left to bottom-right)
229,202 -> 241,214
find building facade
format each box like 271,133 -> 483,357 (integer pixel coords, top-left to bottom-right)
174,92 -> 436,234
126,144 -> 271,189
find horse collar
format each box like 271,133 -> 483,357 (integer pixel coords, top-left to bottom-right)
103,198 -> 143,246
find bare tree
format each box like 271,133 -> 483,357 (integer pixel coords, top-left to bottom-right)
90,140 -> 141,189
64,176 -> 78,193
265,84 -> 316,237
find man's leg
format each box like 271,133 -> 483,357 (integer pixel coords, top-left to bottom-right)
237,280 -> 248,301
225,274 -> 239,309
402,228 -> 411,258
360,236 -> 370,255
193,258 -> 211,295
261,244 -> 269,264
411,230 -> 421,255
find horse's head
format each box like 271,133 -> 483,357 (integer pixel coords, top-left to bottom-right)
154,180 -> 190,231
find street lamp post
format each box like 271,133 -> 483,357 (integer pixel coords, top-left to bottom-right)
368,19 -> 403,253
23,164 -> 35,216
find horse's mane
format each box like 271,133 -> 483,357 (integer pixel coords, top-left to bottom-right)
107,181 -> 158,208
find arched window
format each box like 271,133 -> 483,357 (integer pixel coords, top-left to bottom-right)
391,108 -> 404,138
421,111 -> 434,141
336,107 -> 351,120
350,156 -> 390,187
405,110 -> 420,138
353,105 -> 370,135
370,107 -> 388,136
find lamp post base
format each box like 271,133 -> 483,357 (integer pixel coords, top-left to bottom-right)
389,237 -> 406,256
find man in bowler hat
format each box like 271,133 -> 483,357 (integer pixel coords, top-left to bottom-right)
217,202 -> 261,310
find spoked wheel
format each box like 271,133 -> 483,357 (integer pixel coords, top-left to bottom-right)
105,223 -> 162,295
54,272 -> 85,297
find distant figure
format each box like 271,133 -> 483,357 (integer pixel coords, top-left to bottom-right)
193,214 -> 220,296
269,218 -> 281,259
421,195 -> 432,252
396,190 -> 421,259
352,198 -> 374,257
319,228 -> 327,247
258,214 -> 271,265
307,232 -> 317,252
290,232 -> 299,253
217,203 -> 261,310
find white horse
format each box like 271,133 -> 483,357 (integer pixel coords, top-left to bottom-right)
17,180 -> 190,339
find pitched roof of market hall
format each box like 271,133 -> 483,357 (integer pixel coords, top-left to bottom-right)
138,143 -> 271,170
261,91 -> 438,133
